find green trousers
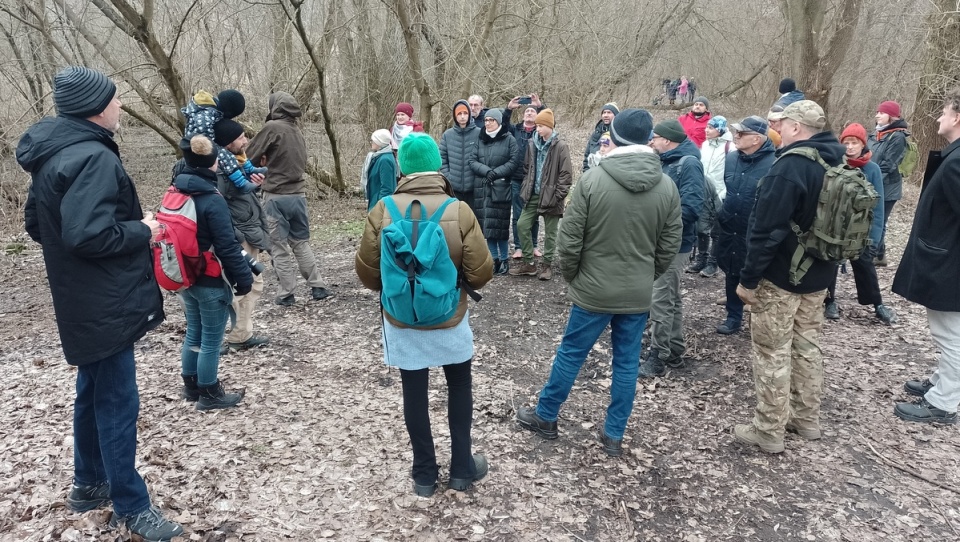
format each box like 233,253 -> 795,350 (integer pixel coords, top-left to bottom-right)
517,197 -> 559,265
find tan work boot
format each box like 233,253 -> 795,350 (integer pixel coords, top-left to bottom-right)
733,423 -> 784,454
509,261 -> 538,276
785,419 -> 822,440
537,263 -> 553,281
715,295 -> 725,305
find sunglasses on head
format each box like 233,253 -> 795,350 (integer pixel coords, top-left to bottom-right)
600,139 -> 611,146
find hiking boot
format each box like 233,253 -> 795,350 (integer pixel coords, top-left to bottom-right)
664,353 -> 686,369
512,249 -> 522,259
875,304 -> 898,325
874,256 -> 888,267
312,287 -> 331,300
114,506 -> 183,542
448,454 -> 489,491
66,482 -> 110,512
516,406 -> 559,439
181,374 -> 199,402
824,301 -> 840,320
413,480 -> 438,497
894,398 -> 957,425
685,253 -> 706,274
275,294 -> 295,306
733,424 -> 785,454
197,380 -> 244,411
716,318 -> 741,335
492,259 -> 502,275
715,295 -> 726,305
699,262 -> 719,278
785,419 -> 822,440
497,259 -> 510,275
598,429 -> 623,457
509,262 -> 537,276
638,350 -> 666,378
904,378 -> 934,398
537,263 -> 553,281
226,335 -> 270,351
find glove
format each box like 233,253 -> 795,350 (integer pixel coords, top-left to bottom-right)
485,170 -> 496,182
239,181 -> 260,194
235,282 -> 252,296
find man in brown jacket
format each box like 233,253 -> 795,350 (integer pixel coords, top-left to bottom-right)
355,132 -> 493,496
510,108 -> 573,280
247,92 -> 330,306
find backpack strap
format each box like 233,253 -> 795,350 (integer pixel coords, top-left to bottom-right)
724,140 -> 731,155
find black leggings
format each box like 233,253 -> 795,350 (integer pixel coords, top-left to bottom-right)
399,360 -> 476,485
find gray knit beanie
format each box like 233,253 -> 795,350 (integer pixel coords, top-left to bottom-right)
53,66 -> 116,118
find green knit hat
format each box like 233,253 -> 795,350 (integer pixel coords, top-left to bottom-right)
397,133 -> 441,175
653,119 -> 688,143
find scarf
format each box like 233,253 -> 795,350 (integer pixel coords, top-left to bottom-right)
846,149 -> 873,169
533,131 -> 556,194
485,128 -> 499,138
391,122 -> 414,149
360,145 -> 394,198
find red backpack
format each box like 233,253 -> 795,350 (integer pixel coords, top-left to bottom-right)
152,186 -> 221,292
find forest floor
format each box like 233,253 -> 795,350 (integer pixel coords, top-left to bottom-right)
1,126 -> 959,542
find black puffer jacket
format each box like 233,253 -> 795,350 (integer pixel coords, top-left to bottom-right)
582,119 -> 611,171
19,115 -> 164,365
716,139 -> 776,276
440,100 -> 480,194
471,124 -> 519,240
171,167 -> 254,292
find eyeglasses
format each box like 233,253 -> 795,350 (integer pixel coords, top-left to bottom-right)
484,118 -> 498,123
733,132 -> 758,139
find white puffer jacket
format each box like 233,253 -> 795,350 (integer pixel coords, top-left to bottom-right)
700,131 -> 734,200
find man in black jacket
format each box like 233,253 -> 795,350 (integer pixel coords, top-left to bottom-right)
733,100 -> 842,454
18,66 -> 182,541
892,89 -> 960,425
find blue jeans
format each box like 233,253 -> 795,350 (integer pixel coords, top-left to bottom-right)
487,239 -> 509,260
74,346 -> 150,517
180,284 -> 230,387
512,181 -> 538,249
536,305 -> 648,439
877,199 -> 897,260
725,273 -> 744,324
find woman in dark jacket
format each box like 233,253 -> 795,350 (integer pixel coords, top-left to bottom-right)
867,100 -> 909,265
470,108 -> 518,274
174,135 -> 253,410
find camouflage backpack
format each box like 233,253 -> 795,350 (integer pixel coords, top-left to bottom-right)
780,147 -> 880,286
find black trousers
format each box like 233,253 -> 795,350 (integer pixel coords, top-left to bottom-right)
399,360 -> 476,485
826,248 -> 882,306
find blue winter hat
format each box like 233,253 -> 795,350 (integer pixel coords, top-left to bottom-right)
708,116 -> 728,134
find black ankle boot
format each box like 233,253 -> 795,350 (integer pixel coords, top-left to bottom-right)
197,380 -> 244,411
493,258 -> 502,275
181,374 -> 199,402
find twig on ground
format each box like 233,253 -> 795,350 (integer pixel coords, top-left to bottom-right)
562,526 -> 588,542
920,492 -> 959,536
860,436 -> 960,495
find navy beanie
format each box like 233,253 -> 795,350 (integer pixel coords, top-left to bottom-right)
53,66 -> 116,118
779,78 -> 797,94
216,89 -> 246,119
609,109 -> 654,147
214,119 -> 245,146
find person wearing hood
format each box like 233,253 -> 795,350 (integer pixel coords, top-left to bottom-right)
582,102 -> 619,172
19,65 -> 183,541
470,108 -> 519,274
688,115 -> 733,277
515,109 -> 681,457
355,132 -> 493,496
390,102 -> 425,151
823,123 -> 896,325
677,96 -> 712,148
362,129 -> 398,211
510,109 -> 573,280
733,100 -> 844,454
714,116 -> 776,336
773,78 -> 806,109
640,119 -> 704,377
171,135 -> 253,412
867,100 -> 910,266
439,99 -> 480,213
247,92 -> 331,305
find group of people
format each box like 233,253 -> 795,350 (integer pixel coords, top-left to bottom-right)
16,62 -> 960,539
658,76 -> 699,105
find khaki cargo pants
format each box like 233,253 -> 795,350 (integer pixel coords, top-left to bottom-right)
749,279 -> 826,439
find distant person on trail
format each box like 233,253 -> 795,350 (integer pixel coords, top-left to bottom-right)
516,109 -> 682,457
668,79 -> 679,105
678,96 -> 712,148
439,99 -> 480,213
19,65 -> 183,541
688,115 -> 732,277
892,88 -> 960,425
468,94 -> 489,129
822,123 -> 896,325
582,102 -> 619,172
362,128 -> 398,212
470,107 -> 519,275
687,79 -> 698,103
390,102 -> 424,151
867,100 -> 910,267
678,77 -> 689,103
773,78 -> 805,109
356,132 -> 494,496
505,94 -> 546,259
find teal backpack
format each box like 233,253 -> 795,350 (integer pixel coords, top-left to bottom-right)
380,197 -> 461,327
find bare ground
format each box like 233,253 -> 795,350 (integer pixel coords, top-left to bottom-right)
1,127 -> 958,542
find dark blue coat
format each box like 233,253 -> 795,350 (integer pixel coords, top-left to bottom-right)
716,139 -> 776,276
659,138 -> 705,253
19,116 -> 164,365
867,119 -> 909,201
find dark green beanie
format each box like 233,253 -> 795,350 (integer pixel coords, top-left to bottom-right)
653,119 -> 687,143
397,133 -> 442,175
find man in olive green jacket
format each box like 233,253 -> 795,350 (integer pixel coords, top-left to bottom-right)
517,109 -> 682,457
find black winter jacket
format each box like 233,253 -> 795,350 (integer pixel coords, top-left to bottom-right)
740,132 -> 845,293
439,103 -> 480,195
508,122 -> 538,183
19,116 -> 164,365
868,118 -> 909,201
892,138 -> 960,311
659,139 -> 705,253
471,125 -> 519,240
582,119 -> 612,171
716,139 -> 776,276
171,167 -> 254,291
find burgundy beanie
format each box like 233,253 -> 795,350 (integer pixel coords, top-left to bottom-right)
877,101 -> 901,118
395,102 -> 414,117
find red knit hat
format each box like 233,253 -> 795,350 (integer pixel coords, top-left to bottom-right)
877,100 -> 901,118
395,102 -> 414,117
840,123 -> 868,146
